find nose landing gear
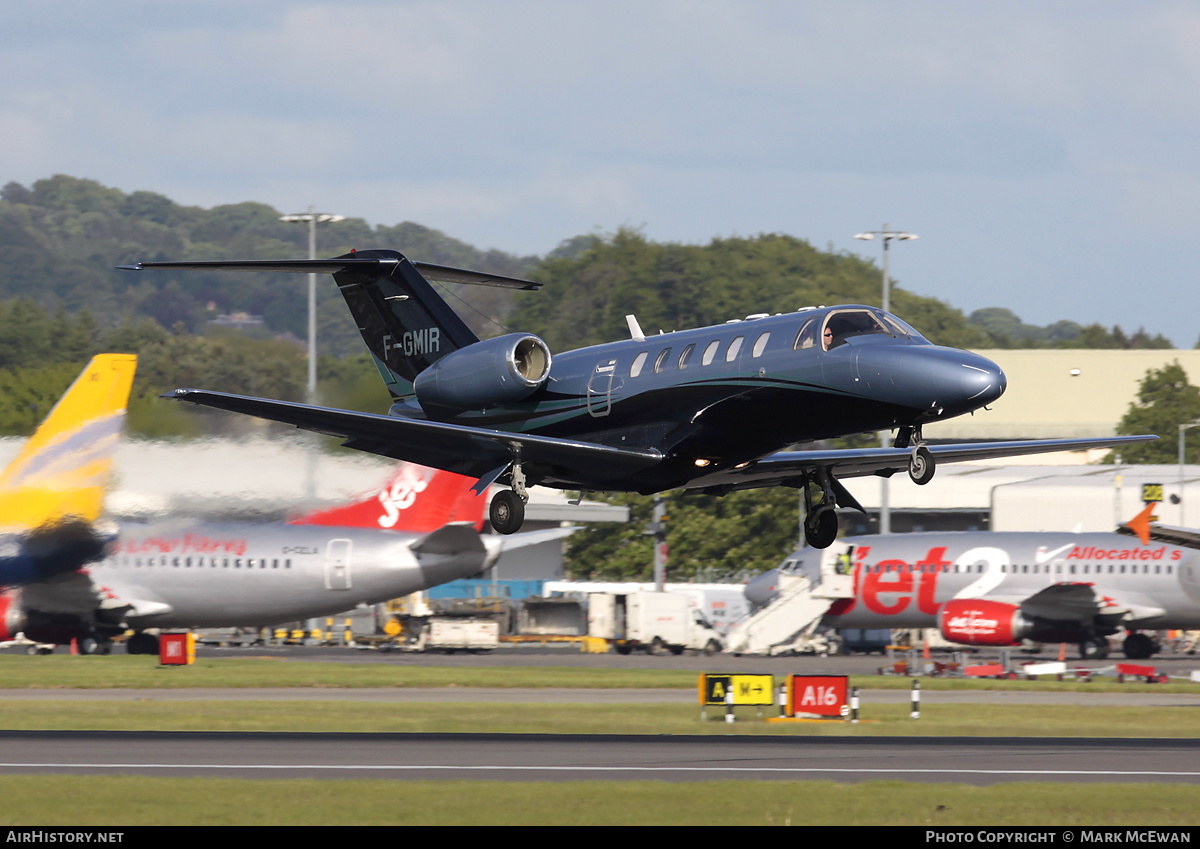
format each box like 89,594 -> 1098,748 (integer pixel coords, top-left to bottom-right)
896,426 -> 936,485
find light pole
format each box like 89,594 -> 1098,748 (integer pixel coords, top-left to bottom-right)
1178,423 -> 1200,526
854,224 -> 918,534
280,207 -> 346,405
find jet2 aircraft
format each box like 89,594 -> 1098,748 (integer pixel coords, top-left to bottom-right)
119,250 -> 1153,546
745,504 -> 1200,660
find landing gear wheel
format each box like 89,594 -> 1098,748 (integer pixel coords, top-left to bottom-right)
908,446 -> 935,485
489,490 -> 525,535
804,509 -> 838,549
1123,632 -> 1155,660
126,632 -> 160,656
1080,638 -> 1109,660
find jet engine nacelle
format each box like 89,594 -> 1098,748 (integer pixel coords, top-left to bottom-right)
938,598 -> 1033,647
414,333 -> 551,414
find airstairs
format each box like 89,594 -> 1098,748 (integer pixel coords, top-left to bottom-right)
723,551 -> 854,656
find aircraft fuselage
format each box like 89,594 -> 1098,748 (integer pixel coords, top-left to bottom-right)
389,305 -> 1006,492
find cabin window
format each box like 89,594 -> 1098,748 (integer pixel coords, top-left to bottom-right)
752,332 -> 770,357
794,319 -> 817,350
654,348 -> 672,373
702,340 -> 720,365
678,344 -> 695,369
726,336 -> 743,362
630,351 -> 648,377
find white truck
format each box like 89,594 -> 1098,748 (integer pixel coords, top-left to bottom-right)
588,591 -> 724,655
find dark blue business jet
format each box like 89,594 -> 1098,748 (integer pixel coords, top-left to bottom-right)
119,250 -> 1153,546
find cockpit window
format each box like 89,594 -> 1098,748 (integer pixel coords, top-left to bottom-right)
881,314 -> 927,341
822,309 -> 893,350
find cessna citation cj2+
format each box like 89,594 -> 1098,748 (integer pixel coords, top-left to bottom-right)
119,250 -> 1153,545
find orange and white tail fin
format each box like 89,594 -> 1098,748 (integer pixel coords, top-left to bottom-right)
289,463 -> 487,532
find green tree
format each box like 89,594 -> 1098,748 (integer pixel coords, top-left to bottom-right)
564,489 -> 802,581
1108,362 -> 1200,464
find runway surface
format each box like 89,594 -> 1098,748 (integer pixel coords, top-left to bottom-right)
2,731 -> 1198,784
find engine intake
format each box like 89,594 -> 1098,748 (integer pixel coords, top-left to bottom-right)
414,333 -> 551,413
938,598 -> 1032,647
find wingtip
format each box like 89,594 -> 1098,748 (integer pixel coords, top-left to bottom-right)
114,263 -> 144,271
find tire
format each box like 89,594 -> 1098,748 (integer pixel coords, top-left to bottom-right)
704,639 -> 722,657
804,509 -> 838,548
908,447 -> 935,485
1123,633 -> 1155,660
489,490 -> 525,535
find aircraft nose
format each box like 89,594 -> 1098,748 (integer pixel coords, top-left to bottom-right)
855,345 -> 1006,420
922,348 -> 1006,418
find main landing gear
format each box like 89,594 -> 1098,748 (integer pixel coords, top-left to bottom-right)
803,470 -> 841,549
489,461 -> 528,535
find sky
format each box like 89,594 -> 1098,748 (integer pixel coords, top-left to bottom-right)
3,1 -> 1199,344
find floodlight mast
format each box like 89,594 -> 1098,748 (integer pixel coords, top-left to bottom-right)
279,207 -> 346,405
854,224 -> 918,535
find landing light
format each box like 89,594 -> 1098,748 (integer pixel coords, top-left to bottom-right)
694,459 -> 711,467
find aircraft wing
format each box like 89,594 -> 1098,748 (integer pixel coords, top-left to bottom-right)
975,582 -> 1166,628
162,389 -> 664,485
685,436 -> 1157,493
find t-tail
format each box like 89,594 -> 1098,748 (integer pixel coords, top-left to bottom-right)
0,354 -> 137,584
289,462 -> 487,532
117,250 -> 541,400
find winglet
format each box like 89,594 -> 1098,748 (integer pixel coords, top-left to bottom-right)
1122,502 -> 1157,546
289,462 -> 487,532
0,354 -> 137,530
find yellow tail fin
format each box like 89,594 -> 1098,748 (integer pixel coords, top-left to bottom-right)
0,354 -> 137,530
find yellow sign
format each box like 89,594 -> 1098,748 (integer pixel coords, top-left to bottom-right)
699,673 -> 775,706
1142,483 -> 1163,504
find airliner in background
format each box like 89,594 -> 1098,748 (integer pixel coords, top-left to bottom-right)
743,504 -> 1200,659
1,463 -> 565,654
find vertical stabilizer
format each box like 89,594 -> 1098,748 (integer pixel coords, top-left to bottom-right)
0,354 -> 137,531
289,462 -> 487,532
330,250 -> 480,399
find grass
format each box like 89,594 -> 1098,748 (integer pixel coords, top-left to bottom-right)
2,700 -> 1200,736
0,776 -> 1196,826
0,654 -> 1197,693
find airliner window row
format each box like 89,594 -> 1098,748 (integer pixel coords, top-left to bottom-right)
105,556 -> 294,569
629,332 -> 771,377
864,562 -> 1174,575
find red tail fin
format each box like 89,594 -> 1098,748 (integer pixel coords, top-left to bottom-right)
289,463 -> 486,532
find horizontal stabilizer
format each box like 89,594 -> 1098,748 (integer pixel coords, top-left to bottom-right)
118,257 -> 541,290
411,523 -> 486,557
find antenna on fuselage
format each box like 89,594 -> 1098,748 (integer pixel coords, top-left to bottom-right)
626,315 -> 646,342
